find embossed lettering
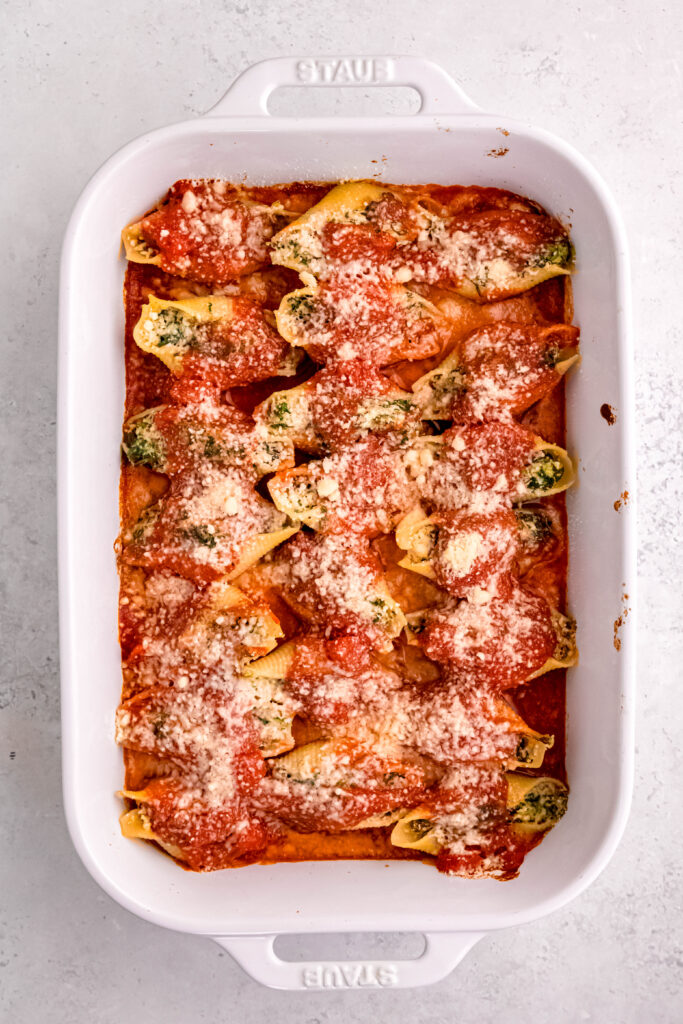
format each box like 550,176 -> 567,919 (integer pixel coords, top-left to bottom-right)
294,58 -> 393,86
354,59 -> 374,83
368,58 -> 390,83
340,964 -> 364,985
322,965 -> 345,987
377,964 -> 399,986
295,60 -> 316,83
300,962 -> 400,989
332,60 -> 351,83
317,61 -> 335,83
302,966 -> 322,988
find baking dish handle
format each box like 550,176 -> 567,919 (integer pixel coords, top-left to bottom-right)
205,56 -> 479,118
213,931 -> 484,990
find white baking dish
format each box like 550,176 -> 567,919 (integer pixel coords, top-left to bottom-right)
59,56 -> 635,990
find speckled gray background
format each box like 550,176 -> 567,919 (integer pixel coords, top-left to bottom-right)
2,1 -> 682,1021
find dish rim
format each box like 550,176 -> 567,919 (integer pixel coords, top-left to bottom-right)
58,86 -> 636,947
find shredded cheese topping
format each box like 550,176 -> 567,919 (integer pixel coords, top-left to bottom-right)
117,177 -> 576,878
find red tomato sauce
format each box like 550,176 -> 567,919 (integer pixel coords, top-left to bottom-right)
451,322 -> 580,422
119,180 -> 572,874
431,507 -> 519,597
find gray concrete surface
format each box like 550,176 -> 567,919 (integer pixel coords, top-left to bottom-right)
1,1 -> 682,1021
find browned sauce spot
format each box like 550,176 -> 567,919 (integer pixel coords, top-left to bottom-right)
613,593 -> 630,650
600,403 -> 617,425
487,147 -> 509,158
614,489 -> 630,512
497,127 -> 510,137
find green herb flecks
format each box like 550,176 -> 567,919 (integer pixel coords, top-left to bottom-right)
154,307 -> 192,348
369,597 -> 392,625
510,781 -> 568,827
130,505 -> 159,544
188,524 -> 217,549
122,412 -> 164,470
554,616 -> 577,662
407,818 -> 435,840
259,441 -> 285,467
152,712 -> 169,739
203,435 -> 222,459
542,346 -> 561,368
470,266 -> 490,297
268,398 -> 291,429
534,238 -> 572,269
386,398 -> 414,413
524,450 -> 564,492
516,508 -> 553,547
287,293 -> 316,320
288,479 -> 319,514
273,237 -> 312,268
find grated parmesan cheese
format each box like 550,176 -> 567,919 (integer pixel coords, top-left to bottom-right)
118,177 -> 574,877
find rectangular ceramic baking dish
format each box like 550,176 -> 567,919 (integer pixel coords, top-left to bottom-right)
59,56 -> 636,990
